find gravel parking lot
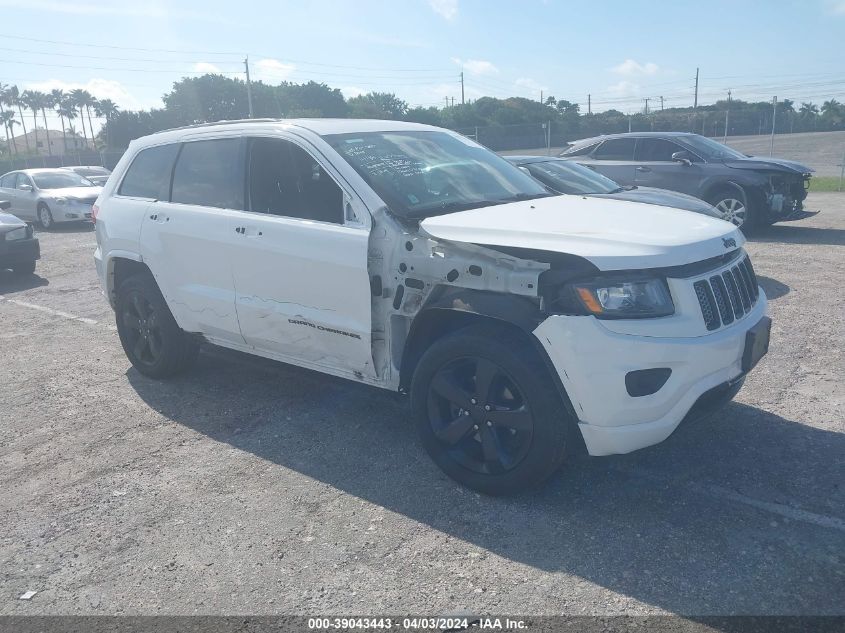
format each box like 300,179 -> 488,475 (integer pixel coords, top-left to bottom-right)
1,194 -> 843,616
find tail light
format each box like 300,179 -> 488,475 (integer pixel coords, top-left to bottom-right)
91,204 -> 99,224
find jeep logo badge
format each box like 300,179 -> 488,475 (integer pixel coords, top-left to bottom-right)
723,237 -> 737,249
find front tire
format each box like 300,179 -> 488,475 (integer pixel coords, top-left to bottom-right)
708,187 -> 755,231
37,204 -> 54,230
115,273 -> 199,378
410,324 -> 574,495
11,260 -> 37,276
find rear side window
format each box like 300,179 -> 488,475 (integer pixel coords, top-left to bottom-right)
563,142 -> 599,157
593,138 -> 636,161
635,138 -> 685,161
0,173 -> 17,188
118,144 -> 180,199
171,139 -> 243,209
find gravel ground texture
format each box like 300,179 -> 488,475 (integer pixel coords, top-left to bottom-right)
0,194 -> 843,616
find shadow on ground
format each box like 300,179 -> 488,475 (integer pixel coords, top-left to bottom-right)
33,221 -> 95,235
0,271 -> 49,293
749,224 -> 844,246
756,275 -> 790,300
127,346 -> 844,615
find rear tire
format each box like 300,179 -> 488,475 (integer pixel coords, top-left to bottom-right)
410,324 -> 574,495
115,273 -> 199,378
37,204 -> 54,230
11,260 -> 36,276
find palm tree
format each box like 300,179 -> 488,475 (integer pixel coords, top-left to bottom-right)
8,86 -> 29,153
60,105 -> 79,151
94,98 -> 119,148
20,90 -> 44,154
0,110 -> 18,155
30,91 -> 53,156
84,94 -> 97,150
69,88 -> 89,149
50,89 -> 66,153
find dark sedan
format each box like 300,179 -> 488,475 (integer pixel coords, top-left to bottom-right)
559,132 -> 813,231
505,155 -> 720,218
0,200 -> 40,276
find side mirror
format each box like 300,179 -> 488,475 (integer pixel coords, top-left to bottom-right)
0,200 -> 10,210
671,151 -> 692,166
18,183 -> 33,192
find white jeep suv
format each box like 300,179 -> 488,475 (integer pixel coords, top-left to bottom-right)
94,119 -> 771,495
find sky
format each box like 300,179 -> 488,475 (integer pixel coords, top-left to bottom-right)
1,0 -> 844,133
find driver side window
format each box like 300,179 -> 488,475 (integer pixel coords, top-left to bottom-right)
17,175 -> 33,190
247,137 -> 344,224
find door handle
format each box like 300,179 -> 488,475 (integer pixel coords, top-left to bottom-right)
636,166 -> 651,172
235,226 -> 244,234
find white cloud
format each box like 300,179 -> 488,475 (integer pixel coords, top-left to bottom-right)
611,59 -> 660,76
827,0 -> 845,14
515,77 -> 548,95
24,78 -> 150,112
253,58 -> 297,82
342,86 -> 366,99
428,0 -> 458,20
606,80 -> 640,97
193,62 -> 222,74
451,58 -> 499,76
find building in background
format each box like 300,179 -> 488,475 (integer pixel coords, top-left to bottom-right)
2,128 -> 92,156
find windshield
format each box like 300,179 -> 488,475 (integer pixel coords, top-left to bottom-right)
679,135 -> 746,161
324,131 -> 552,218
32,172 -> 96,189
523,160 -> 622,194
73,167 -> 110,176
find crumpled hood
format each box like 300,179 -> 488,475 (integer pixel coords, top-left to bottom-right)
420,195 -> 744,271
0,212 -> 26,228
42,186 -> 102,201
590,187 -> 719,218
724,156 -> 814,174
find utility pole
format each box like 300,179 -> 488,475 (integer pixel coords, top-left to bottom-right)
770,96 -> 777,156
660,96 -> 664,111
244,56 -> 254,118
723,89 -> 731,143
693,67 -> 699,110
643,97 -> 650,115
444,96 -> 449,109
540,90 -> 543,104
587,94 -> 591,115
450,97 -> 455,108
460,71 -> 465,105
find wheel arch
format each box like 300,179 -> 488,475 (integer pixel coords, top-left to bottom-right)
107,253 -> 153,307
702,180 -> 747,205
397,288 -> 582,445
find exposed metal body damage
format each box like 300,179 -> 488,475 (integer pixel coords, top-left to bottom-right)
366,204 -> 548,390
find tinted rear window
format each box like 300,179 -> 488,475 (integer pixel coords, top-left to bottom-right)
593,138 -> 636,161
171,139 -> 243,209
118,144 -> 180,199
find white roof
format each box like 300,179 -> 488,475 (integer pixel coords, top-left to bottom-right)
135,118 -> 442,146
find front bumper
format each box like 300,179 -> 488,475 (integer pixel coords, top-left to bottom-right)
0,236 -> 40,267
53,201 -> 94,223
533,290 -> 768,456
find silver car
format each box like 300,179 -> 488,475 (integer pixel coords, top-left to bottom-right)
63,165 -> 112,186
0,168 -> 102,229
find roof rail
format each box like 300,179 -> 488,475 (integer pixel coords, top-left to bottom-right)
160,118 -> 284,134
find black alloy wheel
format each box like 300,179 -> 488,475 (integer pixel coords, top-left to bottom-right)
427,356 -> 533,475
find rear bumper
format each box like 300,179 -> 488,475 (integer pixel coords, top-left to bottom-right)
0,237 -> 40,266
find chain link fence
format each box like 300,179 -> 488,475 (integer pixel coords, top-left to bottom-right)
0,150 -> 126,174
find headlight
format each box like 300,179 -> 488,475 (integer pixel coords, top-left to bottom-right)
4,226 -> 29,241
566,277 -> 674,318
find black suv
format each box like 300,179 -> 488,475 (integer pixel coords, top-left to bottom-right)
560,132 -> 812,231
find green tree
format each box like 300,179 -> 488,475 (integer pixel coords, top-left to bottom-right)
94,98 -> 119,148
347,92 -> 408,119
7,86 -> 30,153
0,110 -> 18,155
20,90 -> 43,154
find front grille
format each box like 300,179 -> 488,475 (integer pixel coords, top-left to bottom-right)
694,254 -> 760,330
